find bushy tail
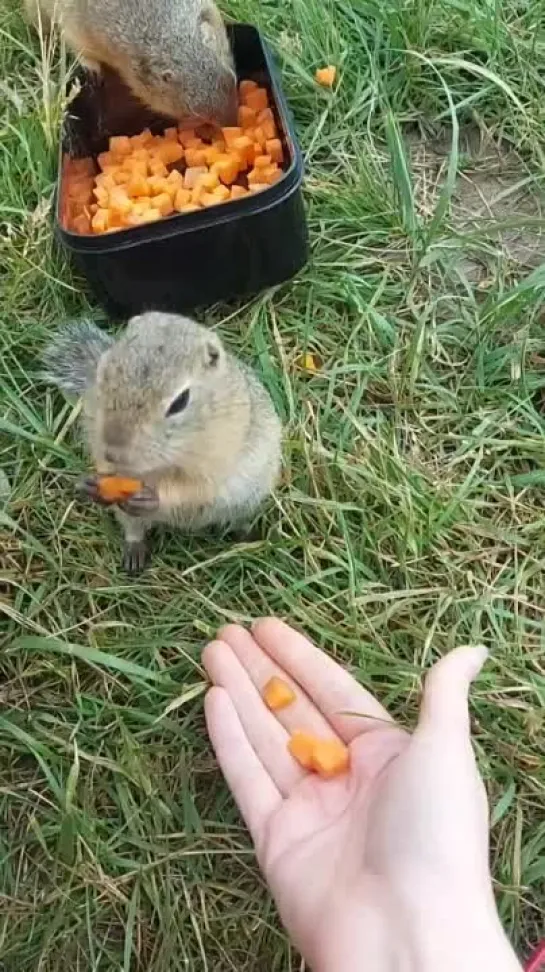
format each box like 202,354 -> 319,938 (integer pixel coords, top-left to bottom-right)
41,320 -> 114,397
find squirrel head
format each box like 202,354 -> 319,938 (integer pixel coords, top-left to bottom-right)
125,0 -> 237,125
91,312 -> 231,477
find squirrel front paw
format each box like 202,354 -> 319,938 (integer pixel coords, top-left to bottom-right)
77,475 -> 110,506
118,486 -> 160,517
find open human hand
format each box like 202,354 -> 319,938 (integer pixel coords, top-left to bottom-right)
203,619 -> 521,972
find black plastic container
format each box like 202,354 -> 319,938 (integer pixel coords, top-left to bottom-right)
56,24 -> 308,316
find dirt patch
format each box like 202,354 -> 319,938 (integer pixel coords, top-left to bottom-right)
407,124 -> 545,279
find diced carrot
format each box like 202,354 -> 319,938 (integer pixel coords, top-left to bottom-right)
238,105 -> 257,129
127,174 -> 151,197
311,739 -> 350,778
232,135 -> 255,167
93,185 -> 109,207
213,184 -> 230,201
174,187 -> 191,210
140,208 -> 162,223
150,192 -> 174,216
315,65 -> 337,87
247,167 -> 265,185
109,135 -> 132,157
131,128 -> 153,147
154,141 -> 184,164
196,170 -> 220,191
111,168 -> 130,185
185,147 -> 208,167
97,151 -> 115,171
252,126 -> 267,148
254,154 -> 272,169
244,87 -> 269,111
288,731 -> 350,778
263,676 -> 296,711
109,188 -> 132,217
64,77 -> 286,234
239,78 -> 258,96
230,184 -> 248,200
184,166 -> 208,189
202,145 -> 220,166
221,126 -> 243,146
288,731 -> 317,770
266,138 -> 283,164
178,127 -> 197,146
213,154 -> 240,185
91,208 -> 110,233
147,175 -> 169,196
96,476 -> 143,503
261,119 -> 276,140
262,164 -> 282,185
149,159 -> 169,177
201,190 -> 223,207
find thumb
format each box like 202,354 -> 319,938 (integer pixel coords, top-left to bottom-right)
417,644 -> 488,738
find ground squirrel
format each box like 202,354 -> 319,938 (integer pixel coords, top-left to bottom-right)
25,0 -> 237,125
42,313 -> 282,572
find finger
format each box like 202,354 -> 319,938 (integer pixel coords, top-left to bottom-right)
417,644 -> 488,737
203,639 -> 307,794
205,687 -> 282,842
251,618 -> 394,742
218,624 -> 341,742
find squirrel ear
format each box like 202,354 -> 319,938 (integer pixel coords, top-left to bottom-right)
204,339 -> 221,368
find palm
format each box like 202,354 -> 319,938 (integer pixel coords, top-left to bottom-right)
261,726 -> 409,948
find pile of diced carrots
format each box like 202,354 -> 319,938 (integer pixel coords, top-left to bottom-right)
262,676 -> 350,778
61,80 -> 286,235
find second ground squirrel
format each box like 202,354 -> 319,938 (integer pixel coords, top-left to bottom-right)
42,313 -> 282,572
25,0 -> 237,125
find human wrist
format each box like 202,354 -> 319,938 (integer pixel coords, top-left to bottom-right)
312,893 -> 521,972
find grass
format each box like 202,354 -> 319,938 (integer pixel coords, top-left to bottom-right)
1,0 -> 545,966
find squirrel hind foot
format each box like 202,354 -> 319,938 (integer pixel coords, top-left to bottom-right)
122,539 -> 149,575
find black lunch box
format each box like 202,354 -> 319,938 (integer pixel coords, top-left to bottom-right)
56,24 -> 308,316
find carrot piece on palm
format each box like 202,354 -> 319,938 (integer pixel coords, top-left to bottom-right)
263,676 -> 296,711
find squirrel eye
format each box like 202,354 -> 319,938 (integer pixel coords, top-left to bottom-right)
167,388 -> 190,416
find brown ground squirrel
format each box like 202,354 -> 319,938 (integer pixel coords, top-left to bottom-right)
42,313 -> 282,572
25,0 -> 237,125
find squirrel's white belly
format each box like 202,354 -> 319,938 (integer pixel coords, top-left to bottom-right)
152,433 -> 281,532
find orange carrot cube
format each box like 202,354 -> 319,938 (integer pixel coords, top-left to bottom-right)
230,184 -> 248,200
178,127 -> 197,146
213,154 -> 240,185
263,676 -> 296,711
91,208 -> 110,233
238,105 -> 257,129
185,147 -> 208,167
109,135 -> 132,156
311,739 -> 349,778
266,138 -> 283,164
288,731 -> 317,770
184,166 -> 208,189
239,79 -> 258,97
244,88 -> 269,111
315,65 -> 337,87
174,187 -> 191,210
150,192 -> 174,216
221,126 -> 243,145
